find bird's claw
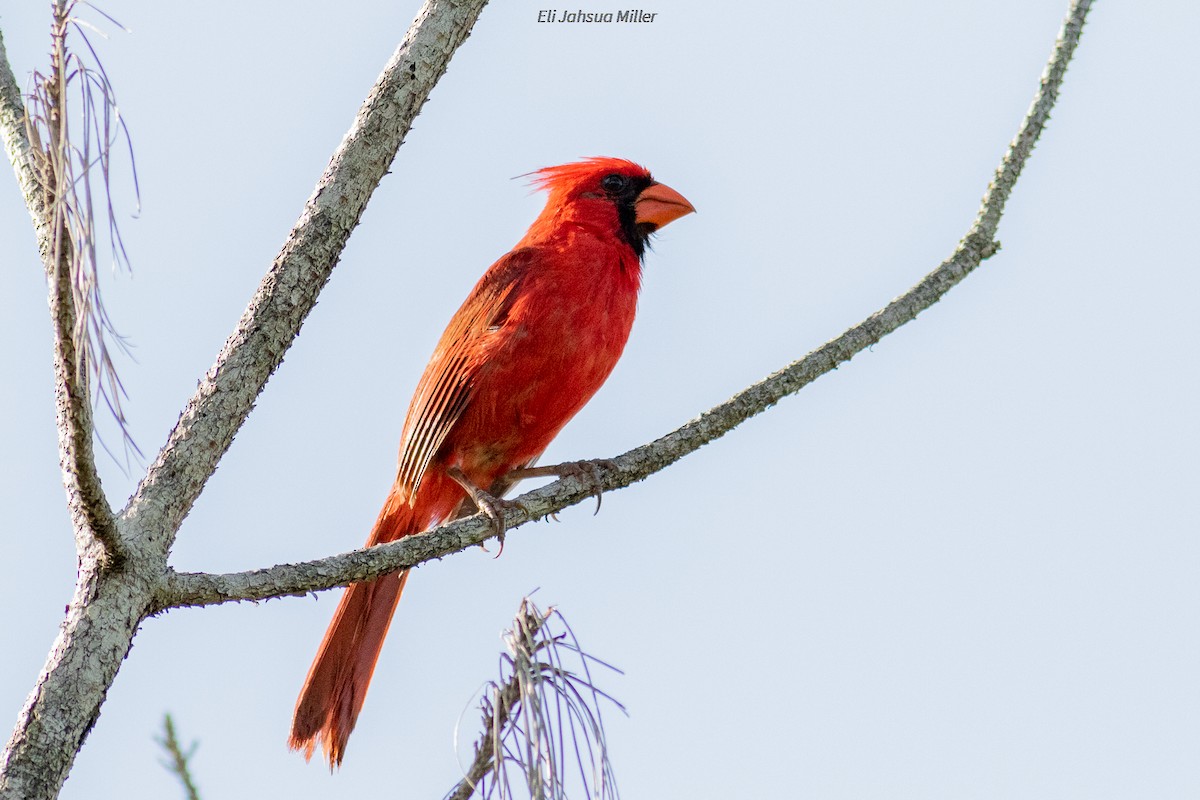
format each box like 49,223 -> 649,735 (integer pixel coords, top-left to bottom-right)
474,495 -> 528,557
566,458 -> 616,514
508,458 -> 617,515
447,465 -> 528,557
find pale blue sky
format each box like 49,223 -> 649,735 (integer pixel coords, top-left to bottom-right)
2,1 -> 1198,798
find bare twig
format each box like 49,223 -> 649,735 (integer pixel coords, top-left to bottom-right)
158,0 -> 1094,612
5,1 -> 131,560
156,714 -> 202,800
26,0 -> 141,464
448,649 -> 528,800
446,600 -> 623,800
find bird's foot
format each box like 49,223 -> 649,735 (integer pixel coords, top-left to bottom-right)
446,467 -> 527,557
506,458 -> 618,514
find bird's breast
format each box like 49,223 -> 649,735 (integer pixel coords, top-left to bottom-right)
446,239 -> 640,477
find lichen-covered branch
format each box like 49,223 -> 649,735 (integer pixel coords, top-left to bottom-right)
159,0 -> 1094,612
0,557 -> 157,800
0,30 -> 48,233
118,0 -> 490,552
0,2 -> 489,797
46,226 -> 122,562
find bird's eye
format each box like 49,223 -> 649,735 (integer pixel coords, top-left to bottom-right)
601,174 -> 628,194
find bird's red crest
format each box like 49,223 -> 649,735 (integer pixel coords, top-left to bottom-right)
528,156 -> 651,195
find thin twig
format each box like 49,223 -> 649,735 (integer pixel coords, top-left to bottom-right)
156,714 -> 201,800
448,664 -> 525,800
156,0 -> 1094,612
28,1 -> 141,464
446,600 -> 623,800
7,2 -> 128,560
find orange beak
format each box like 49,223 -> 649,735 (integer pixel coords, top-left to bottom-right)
635,182 -> 695,229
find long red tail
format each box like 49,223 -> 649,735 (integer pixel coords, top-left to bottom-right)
288,487 -> 438,768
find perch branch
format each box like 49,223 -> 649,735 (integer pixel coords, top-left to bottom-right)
158,0 -> 1094,610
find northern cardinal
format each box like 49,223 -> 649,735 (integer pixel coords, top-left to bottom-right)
289,157 -> 694,767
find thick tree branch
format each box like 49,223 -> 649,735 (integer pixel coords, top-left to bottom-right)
0,557 -> 156,800
159,0 -> 1094,612
0,3 -> 488,797
118,0 -> 489,551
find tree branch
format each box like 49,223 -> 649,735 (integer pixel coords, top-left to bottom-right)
0,555 -> 154,800
0,3 -> 488,797
0,30 -> 48,232
447,679 -> 522,800
445,608 -> 543,800
158,0 -> 1094,612
118,0 -> 490,552
445,600 -> 621,800
2,11 -> 122,561
47,212 -> 122,562
156,714 -> 202,800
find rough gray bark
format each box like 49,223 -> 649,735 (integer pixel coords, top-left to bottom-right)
0,1 -> 489,797
120,0 -> 490,562
0,0 -> 1092,797
0,31 -> 46,233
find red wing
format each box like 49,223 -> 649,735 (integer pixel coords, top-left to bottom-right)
393,249 -> 533,495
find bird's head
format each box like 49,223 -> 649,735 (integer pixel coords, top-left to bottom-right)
529,157 -> 695,258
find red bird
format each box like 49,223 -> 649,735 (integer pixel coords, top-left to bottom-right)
288,157 -> 694,767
